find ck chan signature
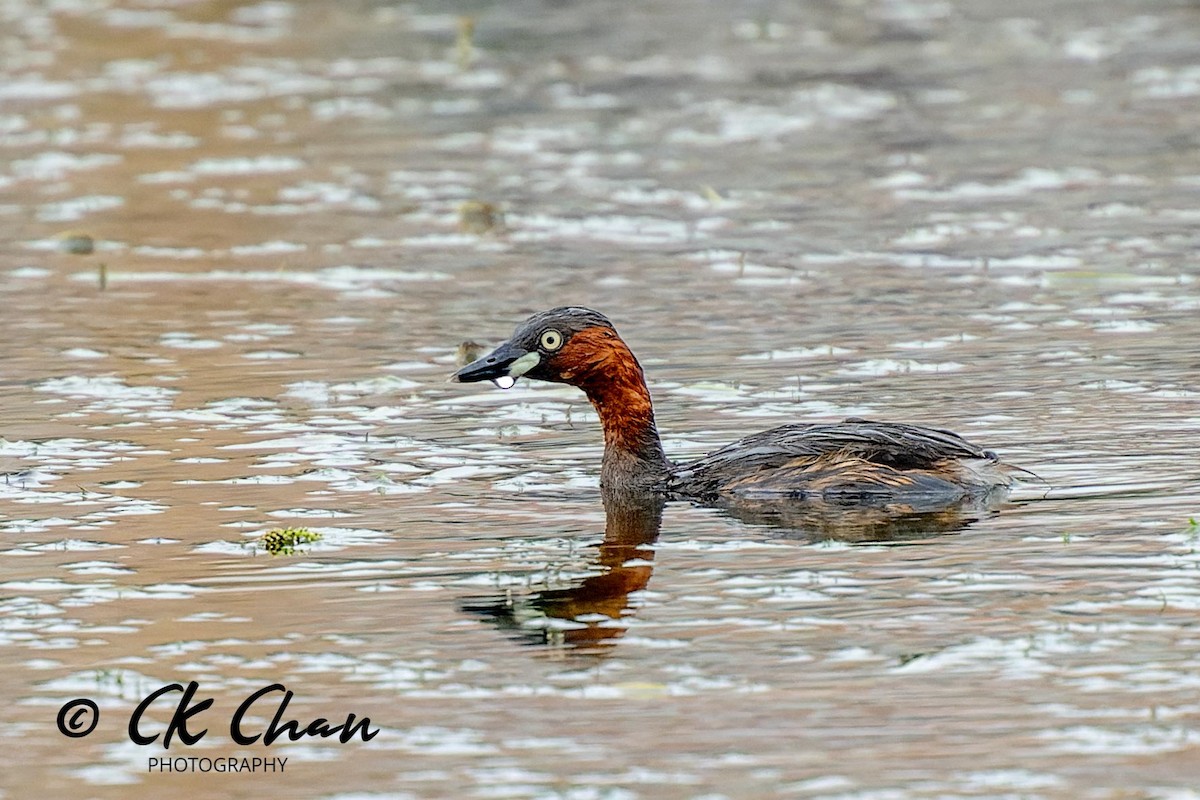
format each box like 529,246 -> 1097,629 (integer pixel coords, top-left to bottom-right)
56,681 -> 379,747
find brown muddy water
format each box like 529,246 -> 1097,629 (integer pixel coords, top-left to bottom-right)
2,1 -> 1200,798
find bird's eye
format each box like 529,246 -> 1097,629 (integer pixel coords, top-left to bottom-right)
539,329 -> 563,351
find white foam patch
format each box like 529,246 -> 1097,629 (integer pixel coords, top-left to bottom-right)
836,359 -> 964,376
12,152 -> 122,180
37,195 -> 124,222
738,346 -> 853,361
36,376 -> 178,403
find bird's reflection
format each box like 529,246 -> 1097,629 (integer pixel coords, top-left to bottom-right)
461,491 -> 663,650
710,489 -> 1007,543
461,490 -> 1001,651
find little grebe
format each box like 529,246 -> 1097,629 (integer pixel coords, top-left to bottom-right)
452,307 -> 1013,501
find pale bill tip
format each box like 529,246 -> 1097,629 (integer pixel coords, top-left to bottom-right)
507,351 -> 540,377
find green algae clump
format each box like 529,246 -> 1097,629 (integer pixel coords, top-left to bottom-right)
259,527 -> 322,556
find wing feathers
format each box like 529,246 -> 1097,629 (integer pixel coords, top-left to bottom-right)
672,418 -> 1006,500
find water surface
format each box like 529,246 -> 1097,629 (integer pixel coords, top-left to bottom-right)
2,1 -> 1199,797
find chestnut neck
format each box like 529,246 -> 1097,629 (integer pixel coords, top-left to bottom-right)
571,337 -> 670,492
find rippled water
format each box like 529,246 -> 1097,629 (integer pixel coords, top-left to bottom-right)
2,1 -> 1199,797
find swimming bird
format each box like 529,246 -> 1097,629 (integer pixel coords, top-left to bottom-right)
451,307 -> 1014,503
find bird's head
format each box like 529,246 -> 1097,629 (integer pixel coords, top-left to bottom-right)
451,307 -> 626,389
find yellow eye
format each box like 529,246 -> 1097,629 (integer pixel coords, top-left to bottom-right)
539,329 -> 563,351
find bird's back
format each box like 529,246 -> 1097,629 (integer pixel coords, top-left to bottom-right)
669,418 -> 1011,502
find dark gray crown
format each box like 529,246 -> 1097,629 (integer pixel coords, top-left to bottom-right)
512,307 -> 614,340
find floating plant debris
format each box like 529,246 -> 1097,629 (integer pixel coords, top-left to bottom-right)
58,232 -> 95,255
457,200 -> 502,234
455,340 -> 485,366
258,527 -> 323,556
